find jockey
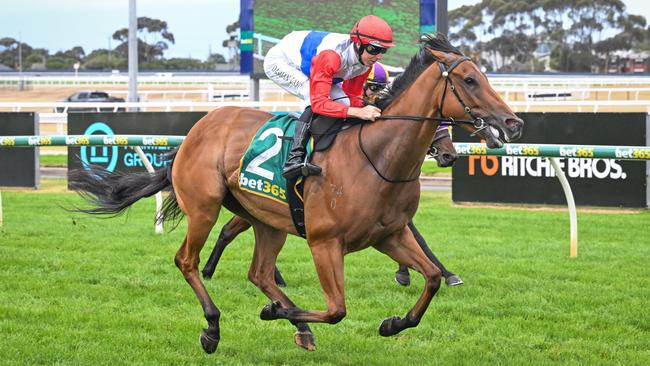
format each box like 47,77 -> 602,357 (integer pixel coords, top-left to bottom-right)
263,15 -> 395,179
362,62 -> 389,105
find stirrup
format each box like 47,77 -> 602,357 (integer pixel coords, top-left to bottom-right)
300,162 -> 322,177
282,162 -> 321,179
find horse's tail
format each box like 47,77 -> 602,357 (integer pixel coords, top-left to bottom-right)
69,148 -> 184,228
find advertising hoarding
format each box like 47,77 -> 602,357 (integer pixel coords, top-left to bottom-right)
452,113 -> 649,208
0,113 -> 38,188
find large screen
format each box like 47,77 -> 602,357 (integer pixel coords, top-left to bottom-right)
251,0 -> 421,77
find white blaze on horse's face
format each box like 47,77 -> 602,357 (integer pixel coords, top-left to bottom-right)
431,50 -> 524,147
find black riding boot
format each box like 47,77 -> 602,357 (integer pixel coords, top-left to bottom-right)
282,108 -> 321,179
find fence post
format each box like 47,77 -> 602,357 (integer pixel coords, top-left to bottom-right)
549,157 -> 578,258
133,146 -> 163,234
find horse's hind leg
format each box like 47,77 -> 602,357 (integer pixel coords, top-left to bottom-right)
174,183 -> 226,353
247,223 -> 315,350
202,216 -> 251,279
374,225 -> 442,337
202,216 -> 288,287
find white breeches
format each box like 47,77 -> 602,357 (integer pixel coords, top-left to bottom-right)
264,50 -> 349,108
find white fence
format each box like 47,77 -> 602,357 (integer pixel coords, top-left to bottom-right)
0,74 -> 250,86
0,101 -> 304,136
2,74 -> 650,130
0,101 -> 303,113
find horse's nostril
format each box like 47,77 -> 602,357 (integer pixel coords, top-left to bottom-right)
506,118 -> 523,130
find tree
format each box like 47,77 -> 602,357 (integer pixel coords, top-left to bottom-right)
0,37 -> 35,70
84,49 -> 126,70
112,16 -> 175,63
222,19 -> 240,64
449,0 -> 648,72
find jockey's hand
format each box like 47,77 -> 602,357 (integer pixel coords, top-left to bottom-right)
348,105 -> 381,121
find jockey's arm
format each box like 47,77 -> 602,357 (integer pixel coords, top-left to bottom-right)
342,72 -> 370,107
310,51 -> 381,121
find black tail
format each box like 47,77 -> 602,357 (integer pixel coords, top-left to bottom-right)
69,148 -> 184,228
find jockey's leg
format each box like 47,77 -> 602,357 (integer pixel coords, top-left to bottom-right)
282,107 -> 322,179
282,84 -> 351,179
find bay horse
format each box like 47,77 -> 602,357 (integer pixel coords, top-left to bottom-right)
70,33 -> 523,353
200,125 -> 463,287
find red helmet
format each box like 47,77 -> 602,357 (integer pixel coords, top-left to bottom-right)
350,15 -> 395,48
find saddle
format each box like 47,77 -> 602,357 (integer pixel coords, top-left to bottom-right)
309,114 -> 362,152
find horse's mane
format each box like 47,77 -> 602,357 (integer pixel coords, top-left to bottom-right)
375,33 -> 463,110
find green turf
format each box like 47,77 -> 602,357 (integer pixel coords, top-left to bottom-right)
0,188 -> 648,365
40,154 -> 67,167
421,160 -> 451,175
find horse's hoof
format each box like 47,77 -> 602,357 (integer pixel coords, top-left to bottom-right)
395,271 -> 410,287
199,329 -> 220,354
294,331 -> 316,351
445,275 -> 464,286
201,270 -> 213,280
379,316 -> 401,337
260,301 -> 281,321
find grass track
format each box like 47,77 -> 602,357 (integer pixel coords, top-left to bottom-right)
0,188 -> 648,365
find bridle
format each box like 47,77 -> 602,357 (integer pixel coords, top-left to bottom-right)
359,55 -> 487,183
375,55 -> 488,134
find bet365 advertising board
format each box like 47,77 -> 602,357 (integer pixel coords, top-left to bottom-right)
452,113 -> 649,208
67,112 -> 206,189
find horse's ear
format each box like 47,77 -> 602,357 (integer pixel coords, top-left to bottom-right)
427,48 -> 448,62
419,34 -> 434,45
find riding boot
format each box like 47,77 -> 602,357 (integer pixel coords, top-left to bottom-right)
282,108 -> 321,179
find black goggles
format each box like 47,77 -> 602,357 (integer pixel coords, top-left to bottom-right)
364,44 -> 388,55
366,82 -> 385,92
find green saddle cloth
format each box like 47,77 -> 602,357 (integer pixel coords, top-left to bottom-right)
239,114 -> 313,204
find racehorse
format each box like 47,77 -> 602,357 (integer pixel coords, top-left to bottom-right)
69,33 -> 523,353
200,125 -> 462,287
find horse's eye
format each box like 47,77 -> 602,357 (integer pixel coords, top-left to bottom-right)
464,77 -> 476,85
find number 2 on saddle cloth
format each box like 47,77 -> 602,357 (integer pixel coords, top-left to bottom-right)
239,113 -> 350,238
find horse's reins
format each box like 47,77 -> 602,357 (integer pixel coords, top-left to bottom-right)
359,56 -> 486,183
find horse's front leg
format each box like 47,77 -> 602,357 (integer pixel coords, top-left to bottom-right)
394,221 -> 463,287
260,238 -> 347,325
374,225 -> 442,336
